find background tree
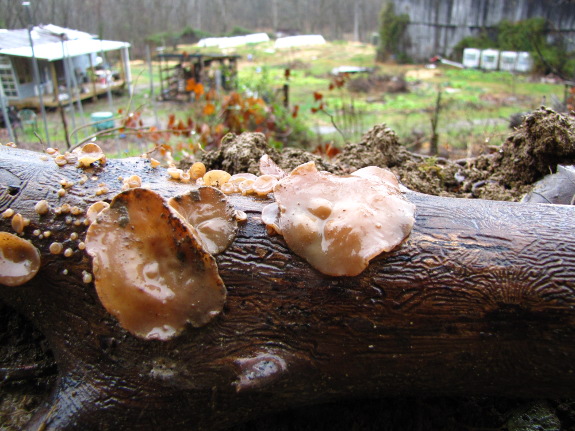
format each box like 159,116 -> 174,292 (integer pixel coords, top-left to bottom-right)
376,2 -> 410,63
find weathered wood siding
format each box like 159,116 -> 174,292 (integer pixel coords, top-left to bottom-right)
392,0 -> 575,61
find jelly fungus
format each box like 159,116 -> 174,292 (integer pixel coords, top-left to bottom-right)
264,162 -> 415,276
168,187 -> 238,255
2,209 -> 14,219
34,200 -> 50,215
189,162 -> 206,180
85,201 -> 110,225
74,143 -> 106,168
167,167 -> 182,180
252,175 -> 279,197
85,188 -> 226,341
0,232 -> 41,286
11,213 -> 27,234
49,242 -> 63,255
203,170 -> 231,187
259,154 -> 286,178
122,175 -> 142,190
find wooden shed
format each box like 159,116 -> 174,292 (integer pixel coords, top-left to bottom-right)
156,52 -> 239,101
0,24 -> 132,109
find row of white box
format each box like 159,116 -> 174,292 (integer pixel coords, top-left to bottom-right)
463,48 -> 533,72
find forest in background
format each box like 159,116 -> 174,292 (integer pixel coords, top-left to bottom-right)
0,0 -> 383,56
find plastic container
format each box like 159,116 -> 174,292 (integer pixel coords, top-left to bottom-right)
90,111 -> 114,131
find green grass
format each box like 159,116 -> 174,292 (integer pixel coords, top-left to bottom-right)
13,41 -> 568,159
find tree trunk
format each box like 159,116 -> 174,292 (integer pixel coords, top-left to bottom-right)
1,146 -> 575,430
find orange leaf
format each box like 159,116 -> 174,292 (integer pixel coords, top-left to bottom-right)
203,103 -> 216,116
185,78 -> 195,92
291,105 -> 299,118
313,91 -> 323,101
167,113 -> 176,128
194,82 -> 205,97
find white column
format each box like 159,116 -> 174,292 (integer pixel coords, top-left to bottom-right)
121,46 -> 133,97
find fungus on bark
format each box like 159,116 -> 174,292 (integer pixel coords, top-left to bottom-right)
252,175 -> 279,197
74,143 -> 106,168
168,187 -> 238,255
85,201 -> 110,225
85,188 -> 226,341
203,170 -> 232,187
0,232 -> 41,286
263,162 -> 415,276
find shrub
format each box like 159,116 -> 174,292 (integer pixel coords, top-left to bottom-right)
376,2 -> 410,63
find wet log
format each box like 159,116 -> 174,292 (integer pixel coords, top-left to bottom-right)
1,146 -> 575,430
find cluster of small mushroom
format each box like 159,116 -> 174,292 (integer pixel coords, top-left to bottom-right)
167,157 -> 282,198
0,192 -> 93,286
2,209 -> 30,234
43,143 -> 107,169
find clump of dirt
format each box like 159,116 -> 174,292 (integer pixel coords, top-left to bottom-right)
198,108 -> 575,203
198,132 -> 337,174
492,107 -> 575,187
199,133 -> 278,175
335,124 -> 409,170
333,107 -> 575,202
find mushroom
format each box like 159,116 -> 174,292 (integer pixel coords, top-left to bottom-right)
122,175 -> 142,190
34,200 -> 50,215
85,201 -> 110,225
74,143 -> 106,168
203,170 -> 231,187
0,232 -> 41,286
252,175 -> 279,197
85,188 -> 226,341
265,162 -> 416,276
259,154 -> 286,178
189,162 -> 206,180
168,187 -> 238,255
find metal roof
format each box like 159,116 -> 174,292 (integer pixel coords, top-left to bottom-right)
0,24 -> 130,61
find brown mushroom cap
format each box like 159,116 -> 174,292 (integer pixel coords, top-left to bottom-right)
0,232 -> 41,286
168,187 -> 238,255
252,175 -> 279,197
269,162 -> 415,276
85,188 -> 226,341
74,143 -> 106,168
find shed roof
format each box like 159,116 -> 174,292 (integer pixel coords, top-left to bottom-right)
0,24 -> 130,61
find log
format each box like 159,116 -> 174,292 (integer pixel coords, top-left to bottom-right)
1,145 -> 575,430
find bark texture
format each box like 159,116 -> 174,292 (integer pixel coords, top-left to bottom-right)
1,145 -> 575,430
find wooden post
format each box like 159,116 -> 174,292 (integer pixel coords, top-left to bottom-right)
88,53 -> 98,102
51,62 -> 70,148
121,45 -> 133,97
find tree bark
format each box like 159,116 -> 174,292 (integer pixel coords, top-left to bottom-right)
1,146 -> 575,430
